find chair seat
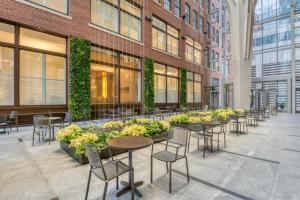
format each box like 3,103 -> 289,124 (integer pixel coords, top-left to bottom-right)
92,160 -> 130,181
152,150 -> 184,162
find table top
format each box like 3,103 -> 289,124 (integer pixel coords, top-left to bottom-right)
108,136 -> 152,150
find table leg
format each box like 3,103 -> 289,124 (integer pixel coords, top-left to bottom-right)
116,150 -> 143,199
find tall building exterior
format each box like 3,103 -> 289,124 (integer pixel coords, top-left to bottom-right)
0,0 -> 211,123
252,0 -> 300,113
209,0 -> 233,109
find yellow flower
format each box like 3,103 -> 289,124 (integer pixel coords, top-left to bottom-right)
56,125 -> 82,141
69,133 -> 99,155
121,124 -> 146,136
101,121 -> 124,129
160,121 -> 171,131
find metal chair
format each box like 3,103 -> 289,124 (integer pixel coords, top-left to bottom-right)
53,112 -> 72,130
8,111 -> 18,132
0,115 -> 9,134
211,123 -> 227,150
32,115 -> 51,146
151,127 -> 190,193
84,144 -> 132,200
188,123 -> 213,157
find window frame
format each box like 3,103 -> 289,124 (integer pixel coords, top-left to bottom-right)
24,0 -> 69,15
154,63 -> 179,104
152,16 -> 179,56
90,45 -> 142,105
90,0 -> 142,42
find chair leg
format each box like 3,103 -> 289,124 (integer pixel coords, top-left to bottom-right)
224,133 -> 226,147
217,134 -> 220,150
32,132 -> 35,146
185,157 -> 190,182
85,169 -> 92,200
166,162 -> 169,172
169,162 -> 172,193
187,133 -> 191,153
210,137 -> 213,153
197,138 -> 200,150
102,181 -> 108,200
150,156 -> 153,183
131,168 -> 134,200
116,176 -> 119,190
203,137 -> 206,158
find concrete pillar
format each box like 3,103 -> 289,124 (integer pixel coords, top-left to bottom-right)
226,0 -> 256,109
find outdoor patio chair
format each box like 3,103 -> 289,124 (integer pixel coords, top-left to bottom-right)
188,123 -> 213,157
0,115 -> 9,134
212,123 -> 227,150
8,111 -> 18,132
32,115 -> 51,146
151,127 -> 190,193
84,144 -> 132,200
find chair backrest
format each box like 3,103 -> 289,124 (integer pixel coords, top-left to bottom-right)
64,112 -> 72,124
33,115 -> 49,128
188,123 -> 204,132
84,144 -> 103,169
9,111 -> 17,119
0,115 -> 7,122
168,127 -> 189,146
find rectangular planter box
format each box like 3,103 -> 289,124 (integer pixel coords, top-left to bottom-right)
60,132 -> 168,165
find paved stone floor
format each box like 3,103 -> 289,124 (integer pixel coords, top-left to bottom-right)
0,113 -> 300,200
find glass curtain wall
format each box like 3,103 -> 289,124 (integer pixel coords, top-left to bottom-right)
252,0 -> 299,111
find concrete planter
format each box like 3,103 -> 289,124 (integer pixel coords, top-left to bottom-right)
170,123 -> 189,128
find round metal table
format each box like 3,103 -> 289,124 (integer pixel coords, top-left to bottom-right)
108,136 -> 152,200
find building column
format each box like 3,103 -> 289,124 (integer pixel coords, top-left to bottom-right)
227,0 -> 256,109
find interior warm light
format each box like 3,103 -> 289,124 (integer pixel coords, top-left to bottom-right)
102,72 -> 107,98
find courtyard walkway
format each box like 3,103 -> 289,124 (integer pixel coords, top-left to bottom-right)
0,113 -> 300,200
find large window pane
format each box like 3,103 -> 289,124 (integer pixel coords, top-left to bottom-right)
187,81 -> 193,103
120,11 -> 141,41
167,36 -> 179,56
91,64 -> 117,104
194,82 -> 201,103
20,51 -> 43,105
20,50 -> 66,105
91,0 -> 119,33
155,75 -> 166,103
91,47 -> 118,64
27,0 -> 68,14
46,55 -> 66,104
152,28 -> 166,51
120,0 -> 141,18
167,67 -> 178,76
120,55 -> 140,69
0,46 -> 14,105
20,28 -> 66,54
167,77 -> 178,103
0,22 -> 15,44
120,69 -> 140,103
154,63 -> 166,74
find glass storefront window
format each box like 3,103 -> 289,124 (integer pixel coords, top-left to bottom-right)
194,82 -> 201,103
19,50 -> 66,105
154,63 -> 166,74
91,47 -> 118,64
20,28 -> 66,54
0,46 -> 14,105
120,69 -> 141,103
120,54 -> 140,69
155,74 -> 166,103
91,64 -> 117,104
187,81 -> 193,103
0,22 -> 15,44
167,77 -> 178,103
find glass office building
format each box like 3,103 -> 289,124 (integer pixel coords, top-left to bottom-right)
252,0 -> 300,112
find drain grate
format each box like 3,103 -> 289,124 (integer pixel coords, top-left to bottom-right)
50,197 -> 59,200
18,138 -> 23,142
